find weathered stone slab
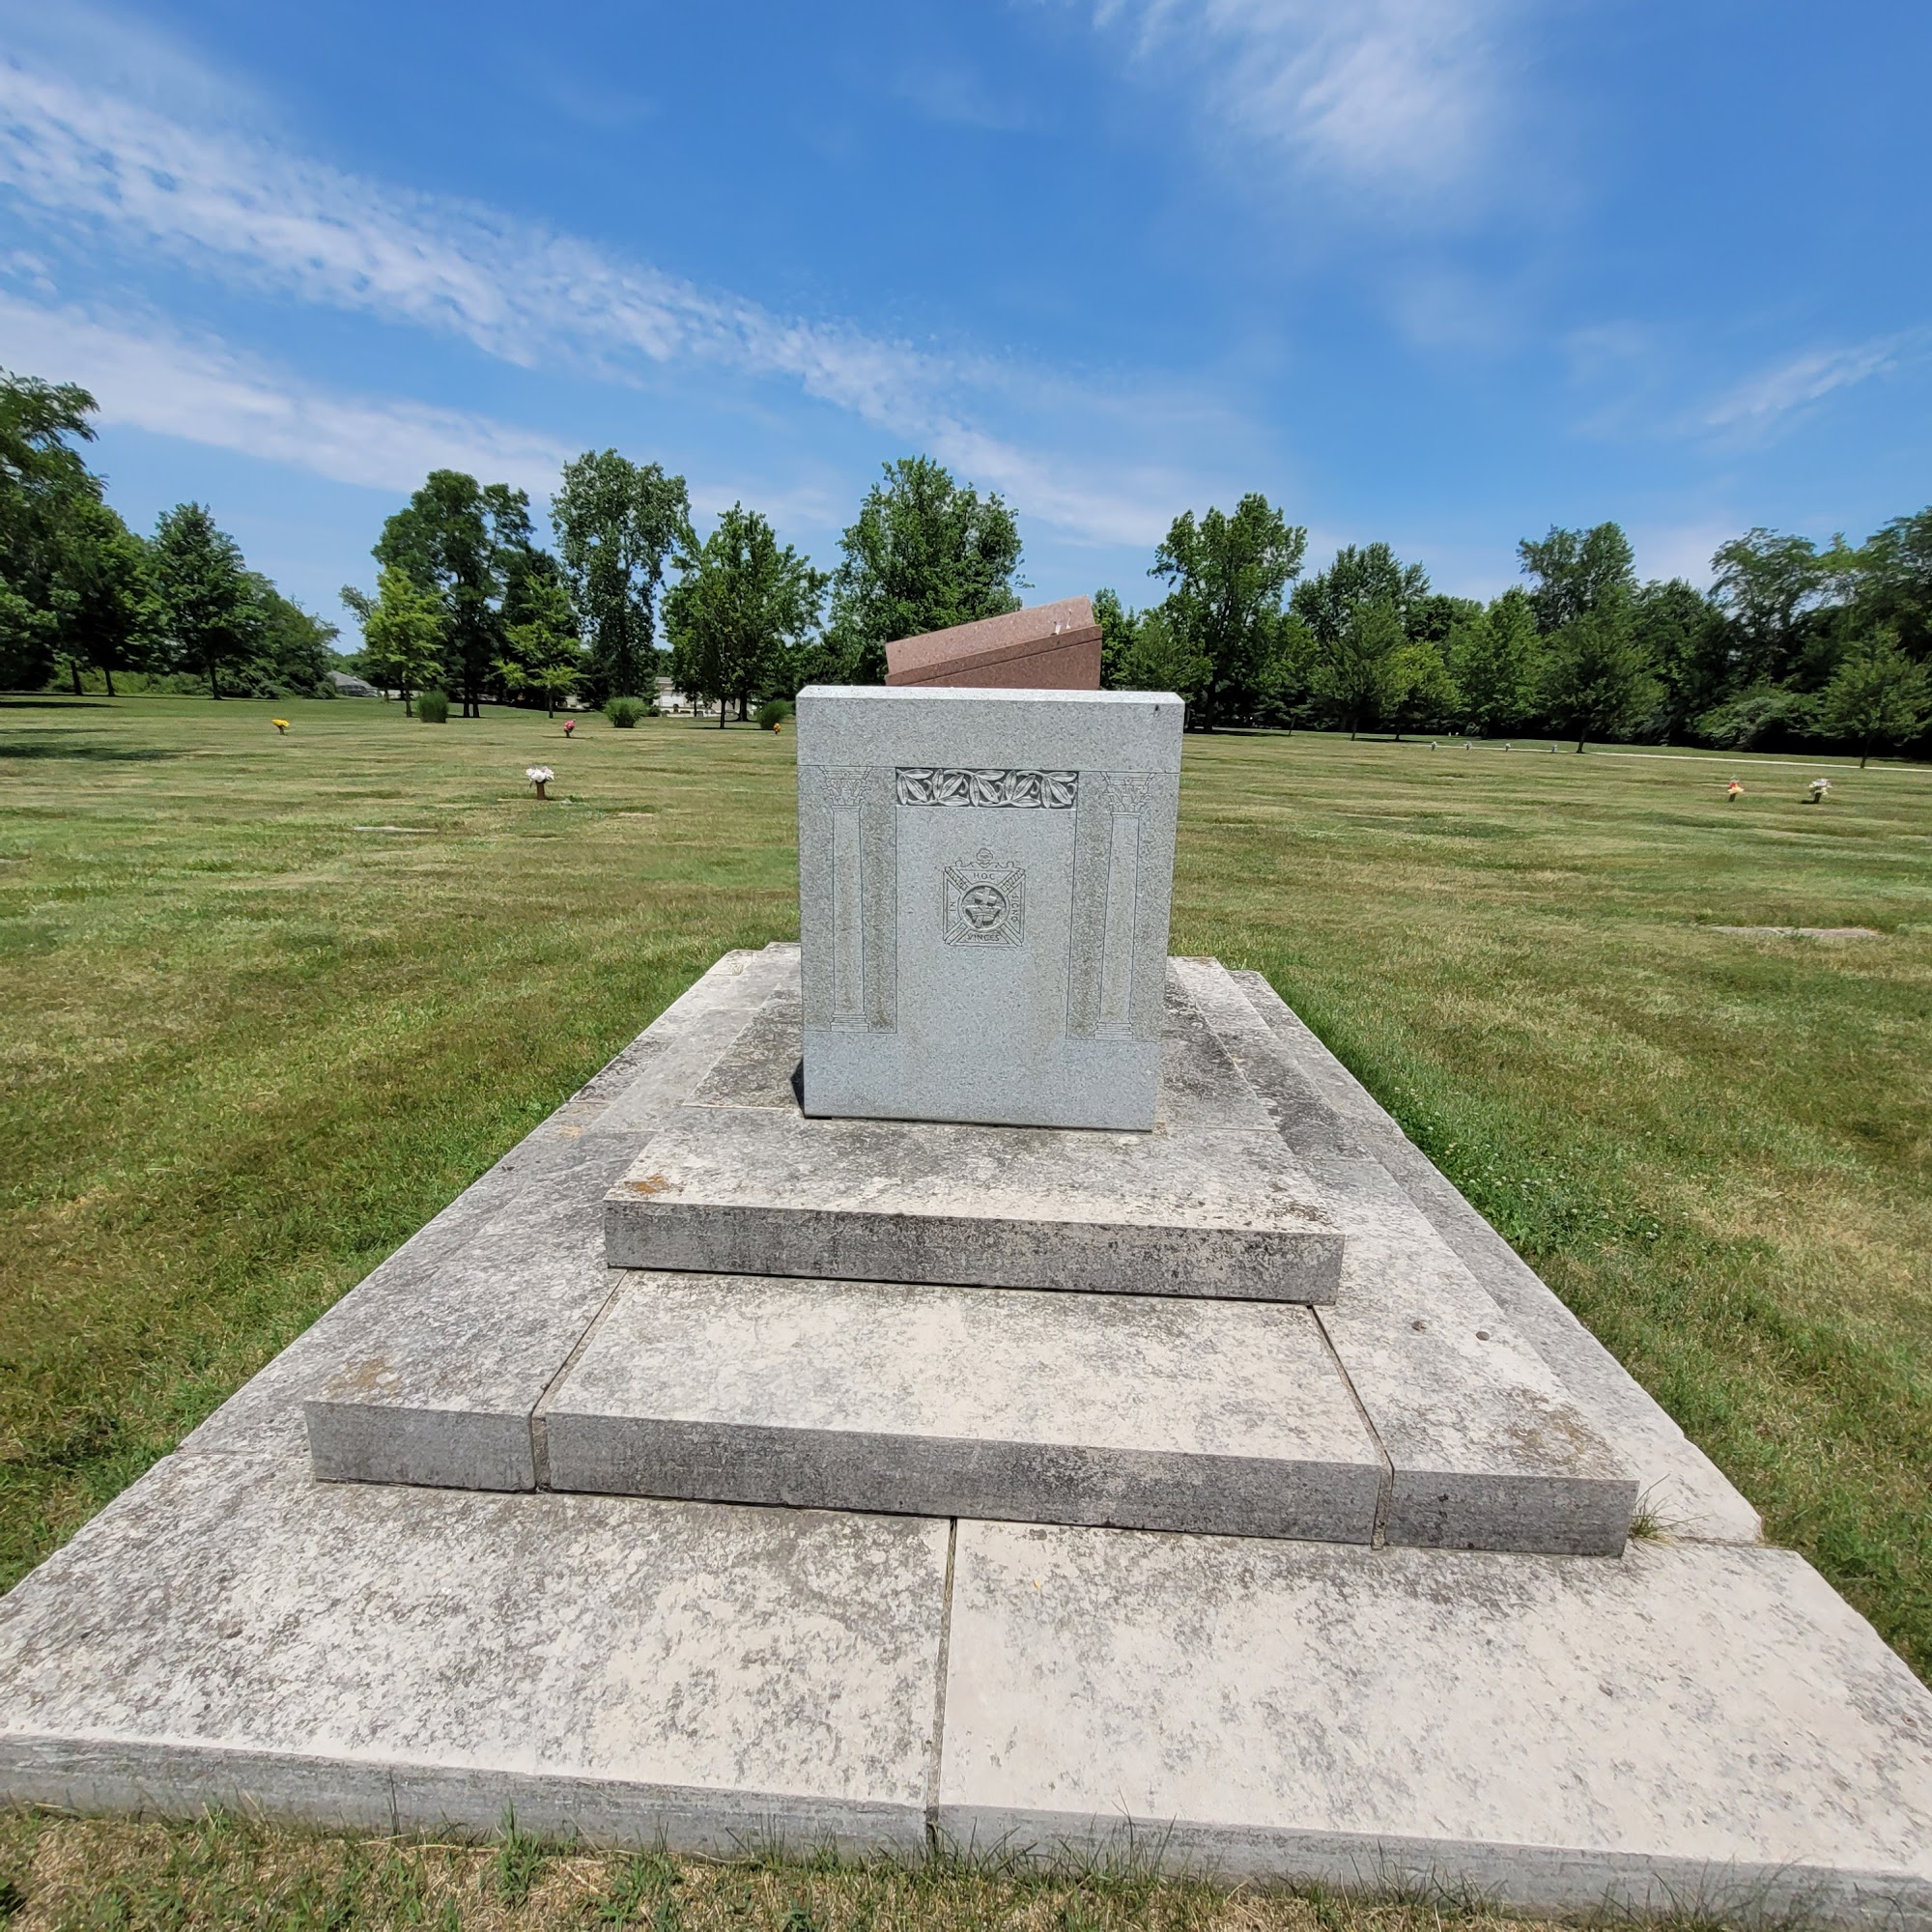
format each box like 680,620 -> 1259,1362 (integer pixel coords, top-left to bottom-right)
541,1272 -> 1383,1540
884,597 -> 1103,690
605,1105 -> 1343,1301
938,1520 -> 1932,1923
0,1451 -> 949,1853
300,1136 -> 627,1490
796,684 -> 1181,1129
1227,966 -> 1764,1544
1173,959 -> 1634,1555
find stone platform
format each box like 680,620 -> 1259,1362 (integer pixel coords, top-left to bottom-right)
3,946 -> 1929,1925
304,951 -> 1632,1556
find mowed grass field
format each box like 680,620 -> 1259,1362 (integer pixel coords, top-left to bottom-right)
1,693 -> 1929,1700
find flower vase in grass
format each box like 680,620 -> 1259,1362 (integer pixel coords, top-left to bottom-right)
1806,777 -> 1832,804
271,718 -> 290,735
562,720 -> 576,737
526,765 -> 554,800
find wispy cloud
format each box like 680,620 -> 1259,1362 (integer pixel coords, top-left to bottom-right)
0,294 -> 577,497
895,61 -> 1038,134
0,51 -> 1209,546
1087,0 -> 1523,206
1699,332 -> 1924,437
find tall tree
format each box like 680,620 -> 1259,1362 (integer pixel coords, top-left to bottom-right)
0,370 -> 154,693
1540,596 -> 1658,752
551,451 -> 690,701
1633,578 -> 1729,739
1386,637 -> 1462,740
1709,527 -> 1824,689
43,494 -> 156,696
356,565 -> 446,715
1849,508 -> 1932,660
1291,541 -> 1431,651
1311,595 -> 1407,737
376,471 -> 532,717
497,572 -> 582,716
1447,588 -> 1543,735
150,503 -> 259,699
1094,587 -> 1140,690
667,504 -> 827,726
1518,523 -> 1636,635
1814,628 -> 1931,767
1150,494 -> 1307,731
826,456 -> 1023,683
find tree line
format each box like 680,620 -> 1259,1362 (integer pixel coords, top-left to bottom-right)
7,361 -> 1928,762
0,372 -> 340,698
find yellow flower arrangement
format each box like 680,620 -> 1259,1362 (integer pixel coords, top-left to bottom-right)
271,718 -> 291,734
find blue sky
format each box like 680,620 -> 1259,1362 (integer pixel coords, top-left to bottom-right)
2,0 -> 1928,644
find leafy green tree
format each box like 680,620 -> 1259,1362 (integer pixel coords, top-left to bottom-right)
150,502 -> 260,698
667,504 -> 827,727
43,494 -> 156,696
1291,542 -> 1430,652
1387,638 -> 1462,740
1115,604 -> 1210,704
357,565 -> 445,716
1633,578 -> 1729,739
1518,523 -> 1636,635
551,451 -> 691,701
1852,508 -> 1932,657
1540,596 -> 1658,752
376,471 -> 533,717
0,370 -> 157,693
1447,588 -> 1542,735
247,580 -> 338,696
497,572 -> 582,716
1814,628 -> 1931,767
1311,594 -> 1406,737
1710,527 -> 1824,688
1150,494 -> 1306,731
1690,685 -> 1813,751
826,456 -> 1023,683
1410,591 -> 1483,643
1094,586 -> 1140,690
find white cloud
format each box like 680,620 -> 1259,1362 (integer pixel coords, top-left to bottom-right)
0,52 -> 1215,548
1699,333 -> 1923,437
0,294 -> 576,497
1088,0 -> 1520,204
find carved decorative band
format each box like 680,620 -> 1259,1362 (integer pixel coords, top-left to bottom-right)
895,768 -> 1078,810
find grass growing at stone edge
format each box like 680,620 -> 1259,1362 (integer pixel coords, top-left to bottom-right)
0,1808 -> 1771,1932
1,696 -> 1929,1681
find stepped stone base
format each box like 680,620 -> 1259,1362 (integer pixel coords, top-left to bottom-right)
604,983 -> 1342,1303
9,947 -> 1928,1923
304,951 -> 1634,1556
541,1273 -> 1384,1541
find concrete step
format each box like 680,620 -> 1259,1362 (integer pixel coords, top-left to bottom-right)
537,1272 -> 1385,1543
603,981 -> 1344,1303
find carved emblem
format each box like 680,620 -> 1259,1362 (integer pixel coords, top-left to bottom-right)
818,767 -> 885,810
943,849 -> 1025,948
897,768 -> 1077,809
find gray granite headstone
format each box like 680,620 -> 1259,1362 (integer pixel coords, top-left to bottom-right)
795,684 -> 1183,1130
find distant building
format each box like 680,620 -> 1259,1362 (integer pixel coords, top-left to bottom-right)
328,670 -> 379,697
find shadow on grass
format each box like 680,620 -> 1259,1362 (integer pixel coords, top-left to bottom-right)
0,739 -> 183,761
0,697 -> 114,709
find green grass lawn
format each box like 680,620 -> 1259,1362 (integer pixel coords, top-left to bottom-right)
1,692 -> 1928,1685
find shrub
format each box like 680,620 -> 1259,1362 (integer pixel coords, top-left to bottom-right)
755,697 -> 794,731
605,696 -> 647,728
416,688 -> 450,724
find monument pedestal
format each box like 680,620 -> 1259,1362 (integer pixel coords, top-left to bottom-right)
3,945 -> 1929,1922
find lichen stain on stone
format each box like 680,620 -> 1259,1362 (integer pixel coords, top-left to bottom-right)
327,1356 -> 398,1398
627,1174 -> 678,1197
